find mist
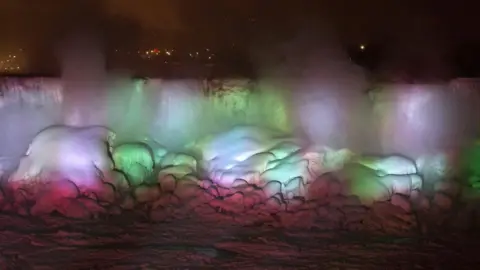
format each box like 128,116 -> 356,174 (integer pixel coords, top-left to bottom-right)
251,28 -> 376,153
0,25 -> 479,161
247,25 -> 478,159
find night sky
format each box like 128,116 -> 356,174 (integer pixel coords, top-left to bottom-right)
0,0 -> 479,76
1,1 -> 478,46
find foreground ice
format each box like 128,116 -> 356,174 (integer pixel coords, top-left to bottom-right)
10,125 -> 114,188
0,124 -> 469,228
0,125 -> 479,268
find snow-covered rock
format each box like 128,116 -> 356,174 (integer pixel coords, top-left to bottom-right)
354,155 -> 418,176
340,164 -> 391,205
123,163 -> 150,186
380,174 -> 423,196
160,152 -> 197,170
261,159 -> 309,185
267,141 -> 302,160
10,125 -> 114,190
113,142 -> 154,174
262,180 -> 282,198
416,153 -> 451,185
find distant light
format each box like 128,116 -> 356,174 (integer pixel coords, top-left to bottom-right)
166,51 -> 171,56
360,44 -> 366,51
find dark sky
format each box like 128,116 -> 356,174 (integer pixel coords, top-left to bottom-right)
0,0 -> 478,51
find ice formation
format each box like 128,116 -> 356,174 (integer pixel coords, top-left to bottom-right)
0,78 -> 475,227
112,142 -> 155,185
10,125 -> 115,188
353,155 -> 418,176
0,116 -> 466,224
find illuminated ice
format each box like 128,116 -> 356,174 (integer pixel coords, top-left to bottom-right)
353,155 -> 418,176
261,159 -> 309,185
3,72 -> 480,220
340,163 -> 391,204
160,152 -> 197,170
190,126 -> 307,187
113,142 -> 155,177
381,174 -> 423,195
142,137 -> 169,166
10,125 -> 114,189
189,126 -> 283,161
5,31 -> 480,223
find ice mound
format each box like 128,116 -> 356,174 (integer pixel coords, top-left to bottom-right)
416,152 -> 452,188
112,142 -> 155,186
338,155 -> 424,205
10,125 -> 115,188
353,154 -> 419,176
2,125 -> 119,217
189,126 -> 288,161
142,137 -> 169,166
0,124 -> 464,231
189,126 -> 302,186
